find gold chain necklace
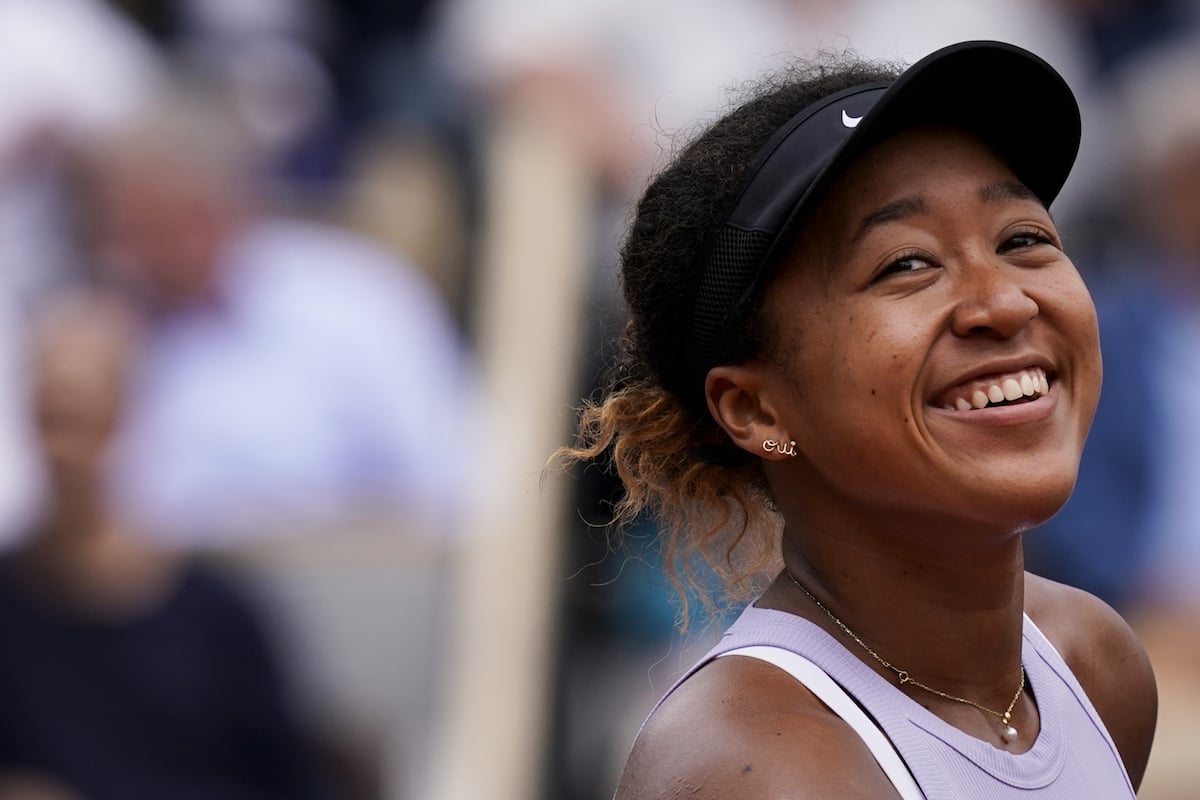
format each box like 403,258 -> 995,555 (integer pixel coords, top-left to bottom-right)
785,571 -> 1025,743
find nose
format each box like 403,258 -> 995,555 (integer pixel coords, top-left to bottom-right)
950,261 -> 1039,339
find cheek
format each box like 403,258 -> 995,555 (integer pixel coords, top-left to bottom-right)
800,303 -> 924,387
783,306 -> 923,445
1042,268 -> 1102,389
1074,298 -> 1103,429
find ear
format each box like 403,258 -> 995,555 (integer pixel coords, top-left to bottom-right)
704,363 -> 791,460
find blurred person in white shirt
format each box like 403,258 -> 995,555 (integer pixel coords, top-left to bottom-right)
68,78 -> 475,546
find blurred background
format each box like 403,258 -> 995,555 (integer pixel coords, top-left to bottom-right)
0,1 -> 1196,798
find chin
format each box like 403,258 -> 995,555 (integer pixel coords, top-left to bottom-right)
966,469 -> 1079,533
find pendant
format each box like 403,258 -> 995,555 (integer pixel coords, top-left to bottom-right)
1001,725 -> 1018,743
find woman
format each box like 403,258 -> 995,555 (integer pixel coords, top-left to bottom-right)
561,41 -> 1157,798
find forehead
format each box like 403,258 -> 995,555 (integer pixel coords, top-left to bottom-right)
830,128 -> 1024,224
784,127 -> 1034,272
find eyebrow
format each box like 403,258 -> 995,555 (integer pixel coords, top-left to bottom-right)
978,181 -> 1040,205
851,195 -> 927,244
850,181 -> 1048,245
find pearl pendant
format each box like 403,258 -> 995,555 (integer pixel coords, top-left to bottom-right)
1001,725 -> 1018,743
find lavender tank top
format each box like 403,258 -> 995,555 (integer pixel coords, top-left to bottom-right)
647,605 -> 1135,799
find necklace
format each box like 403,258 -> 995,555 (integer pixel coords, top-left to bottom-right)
785,571 -> 1025,743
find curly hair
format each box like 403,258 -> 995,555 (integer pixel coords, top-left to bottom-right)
559,54 -> 902,628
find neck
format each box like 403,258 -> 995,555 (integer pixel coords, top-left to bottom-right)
765,510 -> 1027,700
22,480 -> 177,616
43,476 -> 106,541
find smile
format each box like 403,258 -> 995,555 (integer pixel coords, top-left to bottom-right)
937,367 -> 1051,411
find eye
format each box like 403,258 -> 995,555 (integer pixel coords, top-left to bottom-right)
874,249 -> 936,282
999,227 -> 1058,252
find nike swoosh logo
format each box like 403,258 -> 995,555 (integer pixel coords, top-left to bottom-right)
841,109 -> 863,128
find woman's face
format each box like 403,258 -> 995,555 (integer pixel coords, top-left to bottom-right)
755,127 -> 1101,532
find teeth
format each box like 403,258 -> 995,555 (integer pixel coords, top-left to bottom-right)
944,367 -> 1051,411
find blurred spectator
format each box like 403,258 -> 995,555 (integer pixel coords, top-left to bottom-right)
107,0 -> 479,327
0,0 -> 160,550
0,0 -> 159,308
59,77 -> 476,798
66,77 -> 474,545
0,289 -> 335,800
166,0 -> 340,189
327,0 -> 479,330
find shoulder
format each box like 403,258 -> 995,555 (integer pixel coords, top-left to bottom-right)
238,219 -> 430,298
615,654 -> 902,800
1024,573 -> 1157,789
169,564 -> 271,639
239,220 -> 463,346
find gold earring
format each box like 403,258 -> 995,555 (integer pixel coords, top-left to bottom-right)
762,439 -> 797,457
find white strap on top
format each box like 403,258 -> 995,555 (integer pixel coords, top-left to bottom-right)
719,645 -> 926,800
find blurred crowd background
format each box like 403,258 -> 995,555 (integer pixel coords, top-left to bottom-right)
0,0 -> 1197,798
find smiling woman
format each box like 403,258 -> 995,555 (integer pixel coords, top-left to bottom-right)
557,41 -> 1156,799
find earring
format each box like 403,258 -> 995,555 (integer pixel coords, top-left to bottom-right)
762,439 -> 797,457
